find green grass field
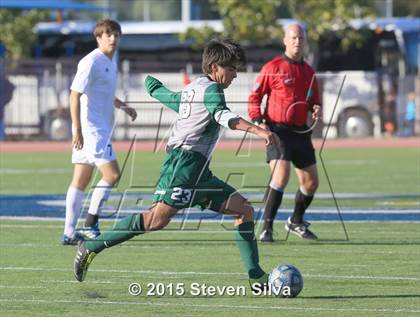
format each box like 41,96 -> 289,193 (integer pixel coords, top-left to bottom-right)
0,221 -> 419,317
1,148 -> 419,208
0,147 -> 419,316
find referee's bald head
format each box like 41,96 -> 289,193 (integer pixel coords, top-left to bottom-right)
283,24 -> 306,61
284,24 -> 306,40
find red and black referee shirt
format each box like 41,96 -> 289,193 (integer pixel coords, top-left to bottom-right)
248,54 -> 321,126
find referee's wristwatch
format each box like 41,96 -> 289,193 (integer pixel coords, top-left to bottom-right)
252,118 -> 263,125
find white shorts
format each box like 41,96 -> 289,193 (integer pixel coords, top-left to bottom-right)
72,129 -> 116,166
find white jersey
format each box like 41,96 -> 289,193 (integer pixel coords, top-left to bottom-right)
70,48 -> 118,133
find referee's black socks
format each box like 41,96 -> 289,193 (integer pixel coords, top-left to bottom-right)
291,187 -> 314,224
262,182 -> 284,231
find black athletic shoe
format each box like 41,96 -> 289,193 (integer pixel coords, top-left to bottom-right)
249,273 -> 269,293
285,217 -> 318,240
74,242 -> 96,282
259,229 -> 274,242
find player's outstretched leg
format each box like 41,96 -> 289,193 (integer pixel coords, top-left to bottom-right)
74,213 -> 144,282
73,202 -> 178,282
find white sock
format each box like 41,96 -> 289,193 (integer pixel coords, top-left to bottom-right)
64,186 -> 85,237
87,179 -> 112,216
300,186 -> 314,197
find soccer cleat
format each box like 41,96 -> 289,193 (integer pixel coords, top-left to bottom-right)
249,273 -> 269,292
61,233 -> 83,246
74,242 -> 97,282
78,223 -> 101,240
259,229 -> 274,242
285,217 -> 318,240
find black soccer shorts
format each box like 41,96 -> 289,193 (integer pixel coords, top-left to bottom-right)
266,123 -> 316,169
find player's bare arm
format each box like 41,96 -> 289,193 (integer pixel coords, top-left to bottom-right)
229,117 -> 280,146
69,90 -> 83,150
114,97 -> 137,121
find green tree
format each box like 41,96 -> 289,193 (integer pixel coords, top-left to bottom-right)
217,0 -> 283,44
287,0 -> 375,49
179,0 -> 376,52
0,9 -> 49,60
180,0 -> 283,49
393,0 -> 420,17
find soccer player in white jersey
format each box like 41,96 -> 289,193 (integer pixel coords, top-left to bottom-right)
62,19 -> 137,245
73,39 -> 281,291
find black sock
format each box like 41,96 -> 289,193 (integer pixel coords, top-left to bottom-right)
291,189 -> 314,224
85,214 -> 99,227
262,187 -> 284,231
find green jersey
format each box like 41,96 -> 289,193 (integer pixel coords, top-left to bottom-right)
145,75 -> 230,158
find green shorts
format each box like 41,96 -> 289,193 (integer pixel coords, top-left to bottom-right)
153,148 -> 236,211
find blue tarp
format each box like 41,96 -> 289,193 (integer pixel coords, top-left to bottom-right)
0,0 -> 109,12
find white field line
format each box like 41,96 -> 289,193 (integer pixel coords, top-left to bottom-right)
212,160 -> 377,167
0,168 -> 71,174
0,243 -> 419,257
0,285 -> 46,289
1,267 -> 419,281
0,240 -> 420,256
40,279 -> 113,284
0,160 -> 373,173
0,298 -> 419,314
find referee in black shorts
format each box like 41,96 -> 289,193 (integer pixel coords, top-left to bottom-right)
248,24 -> 322,242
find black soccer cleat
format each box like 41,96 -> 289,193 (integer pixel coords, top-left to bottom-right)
285,217 -> 318,240
74,242 -> 96,282
249,273 -> 270,292
259,229 -> 274,242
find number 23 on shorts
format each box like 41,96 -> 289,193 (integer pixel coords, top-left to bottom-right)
170,187 -> 192,204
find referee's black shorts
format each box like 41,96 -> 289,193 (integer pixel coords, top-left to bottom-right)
266,123 -> 316,169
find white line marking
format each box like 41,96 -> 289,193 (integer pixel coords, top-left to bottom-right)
1,267 -> 419,281
212,160 -> 376,167
0,298 -> 418,314
40,279 -> 112,284
0,168 -> 71,174
1,217 -> 419,225
0,285 -> 46,289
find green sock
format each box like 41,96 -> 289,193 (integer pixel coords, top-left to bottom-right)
85,214 -> 144,253
235,221 -> 265,279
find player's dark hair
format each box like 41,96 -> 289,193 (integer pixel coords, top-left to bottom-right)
202,38 -> 246,74
94,19 -> 122,37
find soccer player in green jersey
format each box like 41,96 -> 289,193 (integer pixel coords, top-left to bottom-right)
74,39 -> 280,288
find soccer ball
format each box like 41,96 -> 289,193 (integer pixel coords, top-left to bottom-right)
268,264 -> 303,298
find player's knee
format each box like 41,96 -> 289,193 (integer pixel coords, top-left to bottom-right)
309,179 -> 319,192
105,172 -> 120,185
302,180 -> 318,195
150,218 -> 170,231
242,203 -> 254,221
143,215 -> 170,231
71,179 -> 89,191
